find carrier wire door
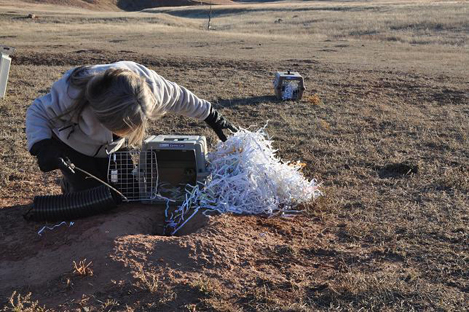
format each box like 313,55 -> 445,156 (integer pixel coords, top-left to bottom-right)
107,150 -> 159,201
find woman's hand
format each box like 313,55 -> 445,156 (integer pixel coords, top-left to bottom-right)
30,139 -> 75,175
204,107 -> 238,142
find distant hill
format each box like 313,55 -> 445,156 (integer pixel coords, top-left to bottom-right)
118,0 -> 236,11
19,0 -> 236,11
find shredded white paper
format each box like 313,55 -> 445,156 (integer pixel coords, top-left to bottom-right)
165,126 -> 321,235
282,81 -> 299,100
38,221 -> 74,236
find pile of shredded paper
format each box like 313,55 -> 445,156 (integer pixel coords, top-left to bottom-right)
165,126 -> 322,235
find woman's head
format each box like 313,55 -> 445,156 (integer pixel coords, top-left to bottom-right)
67,66 -> 162,146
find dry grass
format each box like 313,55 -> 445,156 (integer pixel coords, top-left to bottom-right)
134,270 -> 160,294
1,0 -> 467,52
2,292 -> 47,312
304,93 -> 322,106
189,277 -> 217,296
147,0 -> 468,46
72,259 -> 94,277
0,0 -> 468,310
99,299 -> 119,312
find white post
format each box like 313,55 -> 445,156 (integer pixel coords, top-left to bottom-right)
0,54 -> 11,99
0,45 -> 15,99
207,3 -> 212,30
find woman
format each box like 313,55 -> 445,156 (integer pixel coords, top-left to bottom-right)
26,61 -> 237,193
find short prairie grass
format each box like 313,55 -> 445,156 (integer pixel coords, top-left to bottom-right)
0,0 -> 467,310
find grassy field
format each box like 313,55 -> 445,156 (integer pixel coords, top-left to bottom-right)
0,0 -> 467,310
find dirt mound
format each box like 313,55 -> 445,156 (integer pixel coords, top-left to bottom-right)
0,200 -> 334,310
0,202 -> 210,307
19,0 -> 235,11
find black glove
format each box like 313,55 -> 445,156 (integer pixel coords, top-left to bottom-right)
30,139 -> 74,175
204,107 -> 238,142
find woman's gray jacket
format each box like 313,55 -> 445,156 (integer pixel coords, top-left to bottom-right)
26,61 -> 211,158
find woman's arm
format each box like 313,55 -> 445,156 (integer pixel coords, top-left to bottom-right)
111,61 -> 238,141
121,61 -> 212,120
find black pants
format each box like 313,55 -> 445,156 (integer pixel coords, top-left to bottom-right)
53,139 -> 109,193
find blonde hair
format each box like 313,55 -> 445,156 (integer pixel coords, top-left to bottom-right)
64,66 -> 164,146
